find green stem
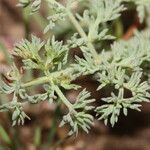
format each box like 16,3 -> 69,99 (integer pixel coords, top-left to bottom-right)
22,67 -> 73,88
66,9 -> 99,63
22,76 -> 49,88
52,84 -> 73,111
66,9 -> 87,39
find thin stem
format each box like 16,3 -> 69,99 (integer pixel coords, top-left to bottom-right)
66,9 -> 99,63
52,84 -> 73,111
66,9 -> 87,39
22,76 -> 49,88
22,67 -> 74,88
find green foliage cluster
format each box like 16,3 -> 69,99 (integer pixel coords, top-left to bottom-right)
0,0 -> 150,136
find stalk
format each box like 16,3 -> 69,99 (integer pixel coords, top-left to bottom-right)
66,9 -> 99,63
52,84 -> 73,111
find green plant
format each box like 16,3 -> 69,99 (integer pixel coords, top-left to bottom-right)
0,0 -> 150,136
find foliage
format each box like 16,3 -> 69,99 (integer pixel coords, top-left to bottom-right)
60,89 -> 95,135
0,0 -> 150,136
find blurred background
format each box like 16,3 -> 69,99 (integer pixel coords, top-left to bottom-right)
0,0 -> 150,150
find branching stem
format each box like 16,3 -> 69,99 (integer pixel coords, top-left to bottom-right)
22,67 -> 75,111
22,67 -> 73,88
